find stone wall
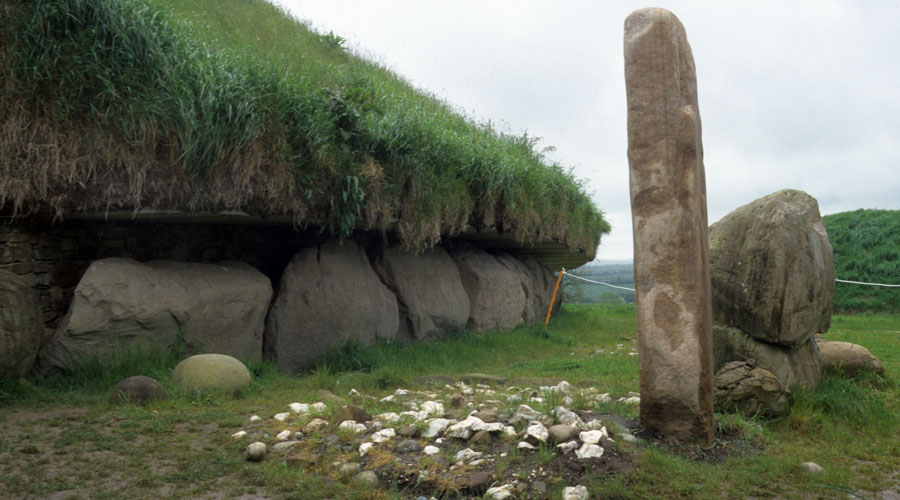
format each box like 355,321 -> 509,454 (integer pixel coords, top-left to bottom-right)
0,217 -> 324,342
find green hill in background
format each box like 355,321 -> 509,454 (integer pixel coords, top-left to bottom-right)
824,209 -> 900,313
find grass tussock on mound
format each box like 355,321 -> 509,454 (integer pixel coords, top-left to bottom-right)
0,0 -> 610,253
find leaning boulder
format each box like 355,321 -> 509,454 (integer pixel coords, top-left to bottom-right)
714,360 -> 793,418
713,325 -> 821,390
816,338 -> 884,377
374,246 -> 470,340
450,249 -> 526,331
0,269 -> 43,378
265,240 -> 399,373
171,354 -> 251,394
709,190 -> 834,346
37,258 -> 271,373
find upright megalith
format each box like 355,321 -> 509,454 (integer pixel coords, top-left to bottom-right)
624,8 -> 715,444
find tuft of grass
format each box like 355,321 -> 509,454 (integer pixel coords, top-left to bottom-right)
0,0 -> 610,254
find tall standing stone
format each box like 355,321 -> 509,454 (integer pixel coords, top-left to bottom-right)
624,8 -> 714,444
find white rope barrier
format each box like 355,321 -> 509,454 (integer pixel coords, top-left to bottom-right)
561,271 -> 636,292
835,278 -> 900,288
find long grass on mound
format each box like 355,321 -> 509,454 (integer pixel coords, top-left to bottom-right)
0,0 -> 609,252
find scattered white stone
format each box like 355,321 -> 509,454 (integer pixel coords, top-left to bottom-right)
273,412 -> 290,422
526,421 -> 549,444
485,484 -> 515,500
359,442 -> 374,457
575,443 -> 604,459
511,404 -> 542,424
311,402 -> 327,413
377,412 -> 400,424
530,397 -> 545,404
448,416 -> 484,440
620,396 -> 640,405
404,401 -> 420,410
348,388 -> 361,397
557,407 -> 585,428
507,394 -> 522,403
246,442 -> 266,462
369,420 -> 384,431
562,395 -> 574,406
423,445 -> 440,455
302,418 -> 328,433
275,430 -> 292,441
249,415 -> 261,422
517,441 -> 537,451
455,448 -> 483,463
621,433 -> 639,443
371,428 -> 396,443
584,419 -> 606,431
563,485 -> 590,500
339,420 -> 366,434
380,394 -> 395,403
592,393 -> 612,404
399,410 -> 428,422
801,462 -> 825,474
231,430 -> 247,439
504,426 -> 517,437
424,418 -> 453,438
470,459 -> 487,466
339,462 -> 361,475
288,402 -> 309,414
421,400 -> 445,415
462,387 -> 474,396
557,441 -> 579,454
579,428 -> 607,445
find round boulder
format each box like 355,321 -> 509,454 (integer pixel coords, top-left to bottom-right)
714,360 -> 793,418
109,375 -> 168,405
816,339 -> 884,377
171,354 -> 251,394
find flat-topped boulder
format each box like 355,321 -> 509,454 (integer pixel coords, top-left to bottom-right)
709,190 -> 834,347
37,258 -> 272,373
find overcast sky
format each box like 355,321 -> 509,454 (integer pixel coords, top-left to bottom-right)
278,0 -> 900,261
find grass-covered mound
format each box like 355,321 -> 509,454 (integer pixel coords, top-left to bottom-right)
823,209 -> 900,313
0,0 -> 610,253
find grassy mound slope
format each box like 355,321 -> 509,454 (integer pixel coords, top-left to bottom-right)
0,0 -> 610,252
824,209 -> 900,313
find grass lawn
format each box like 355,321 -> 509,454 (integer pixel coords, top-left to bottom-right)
1,304 -> 897,499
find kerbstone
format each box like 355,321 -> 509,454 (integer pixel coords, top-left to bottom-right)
625,8 -> 715,444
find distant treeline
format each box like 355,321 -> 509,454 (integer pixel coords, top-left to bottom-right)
824,209 -> 900,313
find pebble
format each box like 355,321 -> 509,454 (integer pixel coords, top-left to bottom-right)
485,484 -> 515,500
275,430 -> 291,441
338,420 -> 366,434
371,428 -> 396,443
455,448 -> 483,463
289,402 -> 309,414
339,462 -> 361,475
517,441 -> 537,451
801,462 -> 825,474
395,439 -> 422,454
557,441 -> 579,454
249,415 -> 261,422
423,445 -> 440,455
302,418 -> 329,433
359,442 -> 374,457
557,408 -> 585,428
271,441 -> 300,453
579,429 -> 607,445
423,418 -> 453,438
563,485 -> 590,500
245,442 -> 266,462
549,424 -> 579,443
525,421 -> 549,444
311,402 -> 327,413
620,396 -> 640,405
231,430 -> 247,439
273,412 -> 290,422
354,470 -> 379,488
421,400 -> 445,415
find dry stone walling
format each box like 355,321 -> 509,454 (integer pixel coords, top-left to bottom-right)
624,8 -> 715,444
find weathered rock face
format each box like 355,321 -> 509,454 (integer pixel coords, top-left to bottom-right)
709,190 -> 835,347
495,253 -> 561,324
714,360 -> 793,418
0,269 -> 43,378
713,325 -> 822,390
625,8 -> 715,444
374,246 -> 469,340
816,338 -> 884,377
265,240 -> 399,373
450,250 -> 526,331
37,258 -> 272,373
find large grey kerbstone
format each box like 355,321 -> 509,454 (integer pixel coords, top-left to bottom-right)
450,249 -> 526,331
374,246 -> 469,340
265,239 -> 399,373
709,190 -> 834,346
37,258 -> 271,373
495,253 -> 561,324
0,269 -> 43,378
625,8 -> 715,444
